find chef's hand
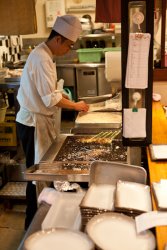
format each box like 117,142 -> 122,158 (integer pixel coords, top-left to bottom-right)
74,101 -> 89,112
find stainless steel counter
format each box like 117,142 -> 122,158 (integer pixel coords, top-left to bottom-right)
25,134 -> 90,183
56,62 -> 105,68
41,134 -> 68,162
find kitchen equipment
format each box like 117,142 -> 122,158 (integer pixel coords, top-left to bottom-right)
55,135 -> 127,162
87,92 -> 122,111
75,112 -> 122,128
76,67 -> 97,97
79,94 -> 112,104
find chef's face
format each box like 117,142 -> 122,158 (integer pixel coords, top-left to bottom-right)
53,36 -> 74,56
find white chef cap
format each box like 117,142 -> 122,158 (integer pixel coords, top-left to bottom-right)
52,15 -> 82,42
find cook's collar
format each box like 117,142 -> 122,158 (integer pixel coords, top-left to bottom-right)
43,42 -> 54,60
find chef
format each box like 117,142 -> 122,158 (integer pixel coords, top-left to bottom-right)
16,15 -> 89,230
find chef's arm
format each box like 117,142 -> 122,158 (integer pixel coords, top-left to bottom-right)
56,96 -> 89,112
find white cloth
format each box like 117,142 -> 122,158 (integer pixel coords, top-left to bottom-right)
53,15 -> 82,42
38,187 -> 60,205
123,108 -> 146,138
16,42 -> 63,163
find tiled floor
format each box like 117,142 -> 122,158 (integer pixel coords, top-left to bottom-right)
0,200 -> 26,250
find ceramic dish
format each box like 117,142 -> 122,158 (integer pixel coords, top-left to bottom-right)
24,228 -> 94,250
86,212 -> 156,250
152,180 -> 167,210
80,184 -> 115,210
115,180 -> 152,213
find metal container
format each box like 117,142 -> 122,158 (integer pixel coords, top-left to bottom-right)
76,67 -> 97,98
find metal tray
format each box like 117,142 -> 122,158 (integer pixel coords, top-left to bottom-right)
55,135 -> 127,162
89,161 -> 147,186
75,112 -> 122,128
24,161 -> 90,182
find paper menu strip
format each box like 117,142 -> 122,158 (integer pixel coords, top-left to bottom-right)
125,33 -> 151,89
135,211 -> 167,234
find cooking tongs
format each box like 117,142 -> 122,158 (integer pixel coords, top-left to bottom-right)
88,129 -> 121,143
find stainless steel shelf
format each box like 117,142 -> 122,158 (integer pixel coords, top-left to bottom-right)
66,8 -> 95,13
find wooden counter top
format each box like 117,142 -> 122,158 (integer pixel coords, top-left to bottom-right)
147,101 -> 167,250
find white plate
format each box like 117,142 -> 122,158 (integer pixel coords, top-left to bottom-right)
81,184 -> 115,210
149,144 -> 167,160
24,228 -> 94,250
115,180 -> 152,213
152,180 -> 167,210
86,213 -> 156,250
42,192 -> 84,230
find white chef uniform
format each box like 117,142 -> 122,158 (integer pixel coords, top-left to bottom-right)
16,42 -> 62,164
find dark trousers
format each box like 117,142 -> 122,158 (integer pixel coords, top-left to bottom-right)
16,122 -> 37,230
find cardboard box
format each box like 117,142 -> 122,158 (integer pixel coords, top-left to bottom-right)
0,116 -> 17,146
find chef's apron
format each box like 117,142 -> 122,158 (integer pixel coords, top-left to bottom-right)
34,107 -> 61,164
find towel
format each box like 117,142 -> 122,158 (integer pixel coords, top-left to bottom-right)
105,51 -> 121,82
123,108 -> 146,138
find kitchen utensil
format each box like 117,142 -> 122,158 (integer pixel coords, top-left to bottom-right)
88,129 -> 121,143
79,94 -> 112,104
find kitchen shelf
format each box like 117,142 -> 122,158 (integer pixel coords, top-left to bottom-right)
66,8 -> 95,13
80,33 -> 113,39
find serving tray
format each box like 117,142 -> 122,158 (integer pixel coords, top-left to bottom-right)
24,161 -> 90,182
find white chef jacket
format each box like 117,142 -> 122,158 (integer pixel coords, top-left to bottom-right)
16,42 -> 63,163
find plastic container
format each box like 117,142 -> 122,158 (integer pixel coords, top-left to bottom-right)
77,48 -> 103,63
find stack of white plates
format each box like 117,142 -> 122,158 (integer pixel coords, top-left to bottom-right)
80,184 -> 115,227
114,180 -> 152,215
24,228 -> 94,250
86,212 -> 156,250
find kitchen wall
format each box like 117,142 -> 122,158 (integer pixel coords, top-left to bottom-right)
22,0 -> 96,39
0,36 -> 22,67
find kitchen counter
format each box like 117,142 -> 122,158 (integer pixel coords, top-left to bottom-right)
56,62 -> 105,68
147,101 -> 167,250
